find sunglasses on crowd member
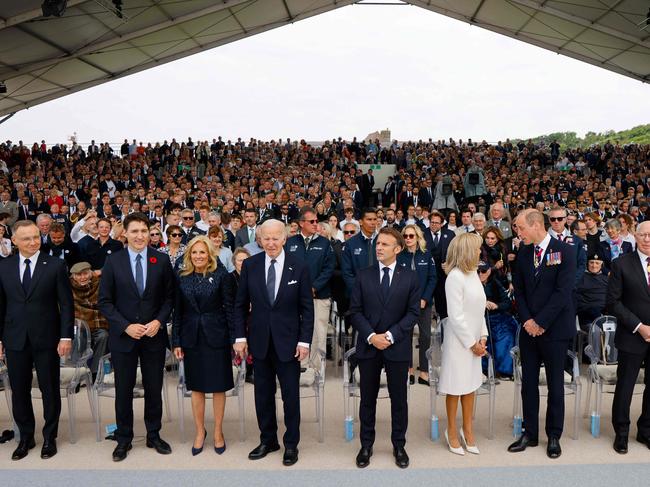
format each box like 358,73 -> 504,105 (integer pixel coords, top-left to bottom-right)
403,233 -> 417,239
478,268 -> 490,274
343,230 -> 356,235
182,216 -> 194,220
303,219 -> 318,224
150,232 -> 161,236
170,233 -> 182,237
549,217 -> 565,222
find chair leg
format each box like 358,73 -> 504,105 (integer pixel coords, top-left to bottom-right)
177,388 -> 185,443
67,391 -> 76,444
318,386 -> 325,443
572,382 -> 581,440
94,390 -> 102,442
238,389 -> 245,442
583,379 -> 592,418
85,372 -> 96,423
488,387 -> 496,440
162,374 -> 171,422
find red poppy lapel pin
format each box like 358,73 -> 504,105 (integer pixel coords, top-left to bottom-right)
149,256 -> 157,264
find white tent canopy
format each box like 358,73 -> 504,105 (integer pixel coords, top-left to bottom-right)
1,0 -> 648,117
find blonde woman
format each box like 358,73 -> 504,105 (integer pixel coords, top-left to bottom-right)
172,236 -> 234,456
439,232 -> 488,456
397,224 -> 437,385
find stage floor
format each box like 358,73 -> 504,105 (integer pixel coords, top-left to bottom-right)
0,361 -> 648,485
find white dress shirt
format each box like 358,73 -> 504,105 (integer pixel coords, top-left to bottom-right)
534,233 -> 552,266
367,260 -> 397,345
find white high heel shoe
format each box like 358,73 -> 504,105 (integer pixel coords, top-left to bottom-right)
460,428 -> 480,455
445,429 -> 465,456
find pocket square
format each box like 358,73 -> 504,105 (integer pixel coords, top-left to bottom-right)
288,280 -> 298,285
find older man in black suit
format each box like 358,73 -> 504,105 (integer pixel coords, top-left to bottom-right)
606,220 -> 650,454
98,213 -> 175,462
350,227 -> 420,469
509,209 -> 576,459
233,219 -> 314,467
0,220 -> 74,460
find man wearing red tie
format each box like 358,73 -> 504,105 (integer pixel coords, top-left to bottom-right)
509,210 -> 576,459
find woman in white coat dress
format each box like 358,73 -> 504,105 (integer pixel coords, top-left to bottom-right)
439,232 -> 488,455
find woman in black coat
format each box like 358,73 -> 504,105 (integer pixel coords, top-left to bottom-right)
172,236 -> 233,456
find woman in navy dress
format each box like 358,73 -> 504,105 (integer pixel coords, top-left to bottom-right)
172,235 -> 234,455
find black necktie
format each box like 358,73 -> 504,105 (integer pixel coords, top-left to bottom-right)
381,267 -> 390,301
433,232 -> 439,247
22,258 -> 32,294
366,237 -> 373,266
267,259 -> 276,303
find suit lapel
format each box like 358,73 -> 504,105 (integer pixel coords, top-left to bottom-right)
383,265 -> 402,305
630,254 -> 650,298
272,258 -> 293,307
26,253 -> 47,298
144,249 -> 156,295
122,250 -> 140,297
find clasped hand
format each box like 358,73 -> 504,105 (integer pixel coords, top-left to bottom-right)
125,320 -> 161,340
370,333 -> 392,350
470,338 -> 487,357
523,319 -> 545,337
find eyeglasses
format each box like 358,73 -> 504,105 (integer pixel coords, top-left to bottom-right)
404,234 -> 416,239
478,269 -> 489,274
303,219 -> 318,224
170,233 -> 182,237
183,216 -> 194,220
549,217 -> 565,222
150,233 -> 160,236
343,230 -> 356,235
637,233 -> 650,240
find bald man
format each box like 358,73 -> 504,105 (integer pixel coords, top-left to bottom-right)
508,209 -> 576,459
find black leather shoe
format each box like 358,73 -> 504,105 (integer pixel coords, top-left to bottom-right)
614,434 -> 628,454
409,375 -> 415,385
547,437 -> 562,459
393,446 -> 409,469
636,433 -> 650,449
146,436 -> 172,455
11,437 -> 35,461
507,434 -> 538,452
418,377 -> 430,386
248,443 -> 280,460
282,448 -> 299,466
40,439 -> 57,459
356,446 -> 372,468
112,443 -> 132,462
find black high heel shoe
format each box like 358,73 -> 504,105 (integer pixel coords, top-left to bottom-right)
192,429 -> 207,456
214,437 -> 226,455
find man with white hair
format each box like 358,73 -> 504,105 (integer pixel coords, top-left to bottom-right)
233,219 -> 314,467
488,202 -> 512,239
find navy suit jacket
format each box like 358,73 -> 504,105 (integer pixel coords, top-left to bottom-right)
396,249 -> 437,305
349,264 -> 420,361
424,227 -> 455,265
512,238 -> 577,341
233,252 -> 314,362
285,234 -> 336,299
0,253 -> 74,351
172,266 -> 233,350
98,247 -> 174,353
341,233 -> 377,296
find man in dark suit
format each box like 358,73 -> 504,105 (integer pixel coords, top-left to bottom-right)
233,219 -> 314,467
425,211 -> 455,319
0,220 -> 74,460
606,221 -> 650,454
509,209 -> 577,459
45,222 -> 80,271
179,209 -> 205,245
349,227 -> 420,469
235,209 -> 258,248
98,213 -> 175,462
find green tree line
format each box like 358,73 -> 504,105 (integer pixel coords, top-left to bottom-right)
518,124 -> 650,148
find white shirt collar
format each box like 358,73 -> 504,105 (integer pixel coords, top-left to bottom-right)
536,233 -> 552,254
20,250 -> 40,266
265,249 -> 285,268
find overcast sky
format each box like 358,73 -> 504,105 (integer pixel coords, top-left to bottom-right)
2,3 -> 649,145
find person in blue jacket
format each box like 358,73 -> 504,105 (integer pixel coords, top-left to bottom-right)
341,208 -> 379,296
285,208 -> 336,369
397,224 -> 436,385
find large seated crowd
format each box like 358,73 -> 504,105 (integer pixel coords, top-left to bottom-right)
0,135 -> 649,465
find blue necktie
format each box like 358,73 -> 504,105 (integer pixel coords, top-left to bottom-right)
135,254 -> 145,296
381,267 -> 390,301
267,259 -> 276,304
22,258 -> 32,294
